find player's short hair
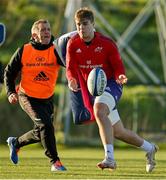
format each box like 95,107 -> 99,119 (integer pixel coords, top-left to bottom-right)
31,19 -> 49,34
75,7 -> 94,23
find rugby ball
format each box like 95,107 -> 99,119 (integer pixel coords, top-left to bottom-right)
87,68 -> 107,96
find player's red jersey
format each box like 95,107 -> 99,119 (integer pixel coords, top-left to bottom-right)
66,32 -> 125,83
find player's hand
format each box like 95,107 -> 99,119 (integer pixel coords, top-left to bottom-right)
68,78 -> 80,92
8,93 -> 18,104
116,74 -> 128,85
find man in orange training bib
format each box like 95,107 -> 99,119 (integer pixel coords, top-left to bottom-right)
4,19 -> 66,172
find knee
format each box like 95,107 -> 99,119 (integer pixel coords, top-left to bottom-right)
34,118 -> 53,130
94,109 -> 104,121
73,108 -> 91,125
94,103 -> 109,121
114,127 -> 125,139
34,118 -> 44,127
114,131 -> 122,139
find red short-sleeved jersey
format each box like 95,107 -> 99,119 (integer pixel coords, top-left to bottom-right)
66,32 -> 125,82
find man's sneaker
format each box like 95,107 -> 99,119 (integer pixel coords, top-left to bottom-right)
51,160 -> 67,171
97,158 -> 117,171
146,144 -> 159,172
6,137 -> 19,164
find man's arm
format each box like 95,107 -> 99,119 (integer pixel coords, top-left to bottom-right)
66,38 -> 80,91
108,41 -> 127,84
54,31 -> 78,67
54,49 -> 65,67
4,47 -> 23,97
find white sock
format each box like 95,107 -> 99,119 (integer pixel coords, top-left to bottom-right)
104,144 -> 114,160
140,140 -> 153,152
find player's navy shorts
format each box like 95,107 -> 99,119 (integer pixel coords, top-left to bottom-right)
70,79 -> 123,125
95,79 -> 123,125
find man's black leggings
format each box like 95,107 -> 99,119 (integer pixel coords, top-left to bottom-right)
16,92 -> 59,164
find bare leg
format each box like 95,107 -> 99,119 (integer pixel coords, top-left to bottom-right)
113,120 -> 158,172
94,103 -> 113,145
113,120 -> 143,147
94,103 -> 117,170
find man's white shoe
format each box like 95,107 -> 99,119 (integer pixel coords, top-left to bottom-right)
51,160 -> 67,172
97,158 -> 117,171
146,144 -> 159,172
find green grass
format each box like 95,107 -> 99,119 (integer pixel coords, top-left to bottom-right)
0,145 -> 166,179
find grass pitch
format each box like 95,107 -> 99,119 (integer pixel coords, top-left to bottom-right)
0,144 -> 165,179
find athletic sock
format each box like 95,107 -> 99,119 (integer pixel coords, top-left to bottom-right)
104,144 -> 114,160
140,140 -> 153,152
